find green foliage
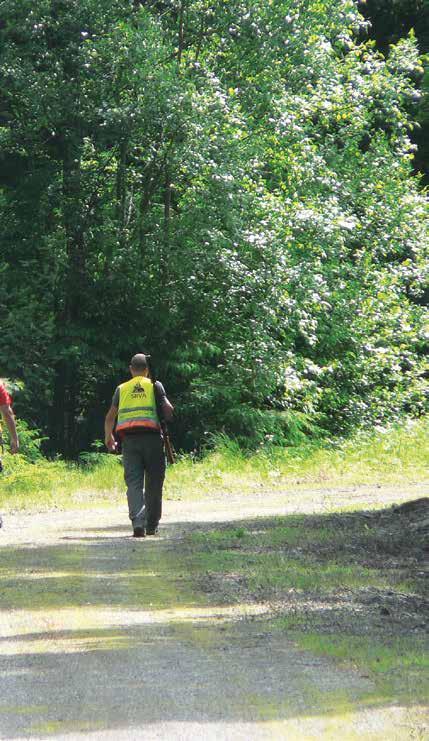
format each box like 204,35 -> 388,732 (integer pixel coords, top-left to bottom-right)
165,417 -> 429,501
11,420 -> 46,463
0,451 -> 123,511
0,0 -> 427,453
0,417 -> 427,510
361,0 -> 429,181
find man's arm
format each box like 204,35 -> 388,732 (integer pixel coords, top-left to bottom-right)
0,404 -> 19,454
104,405 -> 118,452
162,397 -> 174,422
155,381 -> 174,422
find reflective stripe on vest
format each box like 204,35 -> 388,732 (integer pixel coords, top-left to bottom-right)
116,376 -> 160,433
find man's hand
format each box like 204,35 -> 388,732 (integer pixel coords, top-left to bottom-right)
105,434 -> 117,453
104,405 -> 118,452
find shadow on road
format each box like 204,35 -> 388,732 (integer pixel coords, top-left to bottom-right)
0,505 -> 427,738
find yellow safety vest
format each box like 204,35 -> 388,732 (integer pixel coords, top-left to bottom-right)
116,376 -> 160,434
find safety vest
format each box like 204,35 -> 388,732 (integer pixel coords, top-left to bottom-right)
116,376 -> 160,434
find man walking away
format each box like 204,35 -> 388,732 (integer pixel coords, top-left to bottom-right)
0,380 -> 20,528
104,354 -> 174,538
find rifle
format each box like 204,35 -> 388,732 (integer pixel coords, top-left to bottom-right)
145,354 -> 175,465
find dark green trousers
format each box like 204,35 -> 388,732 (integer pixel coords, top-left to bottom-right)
122,433 -> 166,530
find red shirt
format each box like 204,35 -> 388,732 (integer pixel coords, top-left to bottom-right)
0,382 -> 11,406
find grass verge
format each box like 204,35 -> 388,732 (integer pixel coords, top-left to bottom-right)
184,500 -> 429,704
0,455 -> 124,511
0,417 -> 427,512
167,417 -> 428,499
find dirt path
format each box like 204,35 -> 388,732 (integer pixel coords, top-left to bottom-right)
0,485 -> 427,740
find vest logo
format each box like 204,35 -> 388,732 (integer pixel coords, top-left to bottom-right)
131,381 -> 147,397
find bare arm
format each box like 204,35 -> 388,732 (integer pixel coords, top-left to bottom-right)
104,405 -> 118,451
162,397 -> 174,422
0,404 -> 19,454
155,381 -> 174,422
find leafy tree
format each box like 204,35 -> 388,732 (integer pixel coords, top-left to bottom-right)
361,0 -> 429,181
0,0 -> 427,454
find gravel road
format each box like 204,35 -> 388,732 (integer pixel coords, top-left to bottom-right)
1,485 -> 427,740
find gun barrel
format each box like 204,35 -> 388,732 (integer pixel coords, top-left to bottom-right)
162,423 -> 175,465
146,354 -> 175,465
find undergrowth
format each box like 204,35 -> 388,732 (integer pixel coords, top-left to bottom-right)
0,417 -> 427,511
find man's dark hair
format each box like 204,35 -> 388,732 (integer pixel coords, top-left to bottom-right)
130,353 -> 148,371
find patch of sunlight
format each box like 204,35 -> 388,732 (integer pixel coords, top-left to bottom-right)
0,569 -> 160,580
247,678 -> 359,725
0,570 -> 83,580
1,669 -> 40,679
31,719 -> 105,734
1,603 -> 271,656
0,705 -> 48,716
106,710 -> 428,741
71,489 -> 123,504
263,704 -> 428,741
2,633 -> 135,655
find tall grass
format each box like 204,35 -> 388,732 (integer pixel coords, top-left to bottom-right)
0,453 -> 124,511
0,417 -> 427,512
166,417 -> 429,499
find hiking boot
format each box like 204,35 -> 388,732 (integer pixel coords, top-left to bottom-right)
145,526 -> 159,536
133,527 -> 145,538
